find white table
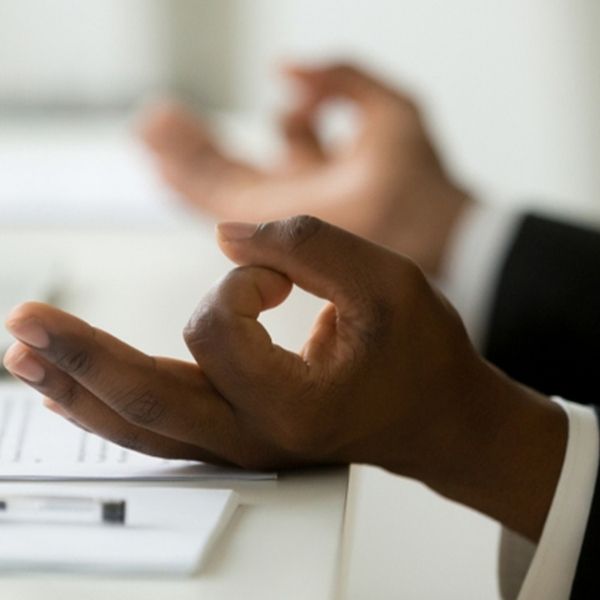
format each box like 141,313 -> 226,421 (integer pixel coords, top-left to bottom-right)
0,226 -> 349,600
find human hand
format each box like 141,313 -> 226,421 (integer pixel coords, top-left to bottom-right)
141,63 -> 472,274
3,216 -> 564,540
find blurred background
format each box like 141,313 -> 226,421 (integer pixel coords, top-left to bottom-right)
1,1 -> 599,597
2,0 -> 600,225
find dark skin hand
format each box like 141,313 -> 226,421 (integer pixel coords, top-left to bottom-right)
3,216 -> 566,541
141,63 -> 472,275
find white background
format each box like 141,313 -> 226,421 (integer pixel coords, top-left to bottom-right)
2,1 -> 598,217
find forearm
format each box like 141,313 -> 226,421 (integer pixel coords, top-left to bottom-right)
441,363 -> 566,541
382,359 -> 568,542
377,177 -> 473,276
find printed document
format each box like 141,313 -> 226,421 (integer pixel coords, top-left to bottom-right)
0,383 -> 274,481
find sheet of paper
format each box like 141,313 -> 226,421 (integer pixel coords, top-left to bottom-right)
0,383 -> 274,481
0,483 -> 238,574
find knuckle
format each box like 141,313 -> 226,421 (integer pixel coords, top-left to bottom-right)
358,258 -> 430,337
119,388 -> 166,426
51,381 -> 79,409
398,259 -> 430,301
358,295 -> 396,345
55,347 -> 93,377
182,318 -> 202,347
183,303 -> 228,352
259,215 -> 324,254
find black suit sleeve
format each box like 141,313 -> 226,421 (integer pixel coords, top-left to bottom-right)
482,214 -> 600,598
483,214 -> 600,405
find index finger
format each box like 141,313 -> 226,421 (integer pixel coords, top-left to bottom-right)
5,302 -> 238,455
184,267 -> 310,405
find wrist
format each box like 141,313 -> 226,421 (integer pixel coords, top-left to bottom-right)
421,360 -> 567,541
416,179 -> 474,276
380,175 -> 474,275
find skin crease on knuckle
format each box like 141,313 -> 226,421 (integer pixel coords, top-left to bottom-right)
349,296 -> 396,352
378,256 -> 430,311
183,300 -> 228,353
120,389 -> 167,427
45,326 -> 99,378
98,353 -> 168,426
49,380 -> 80,409
335,261 -> 397,347
54,347 -> 94,378
258,215 -> 324,254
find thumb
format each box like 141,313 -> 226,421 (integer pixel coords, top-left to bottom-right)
216,216 -> 404,318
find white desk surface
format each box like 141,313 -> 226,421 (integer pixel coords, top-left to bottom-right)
0,226 -> 349,600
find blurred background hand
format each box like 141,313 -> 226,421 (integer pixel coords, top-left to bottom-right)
141,63 -> 472,274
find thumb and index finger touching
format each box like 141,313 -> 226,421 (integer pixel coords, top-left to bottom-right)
279,62 -> 415,159
184,216 -> 396,399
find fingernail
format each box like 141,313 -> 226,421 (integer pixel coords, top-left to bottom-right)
3,344 -> 45,383
217,222 -> 258,241
5,319 -> 49,349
